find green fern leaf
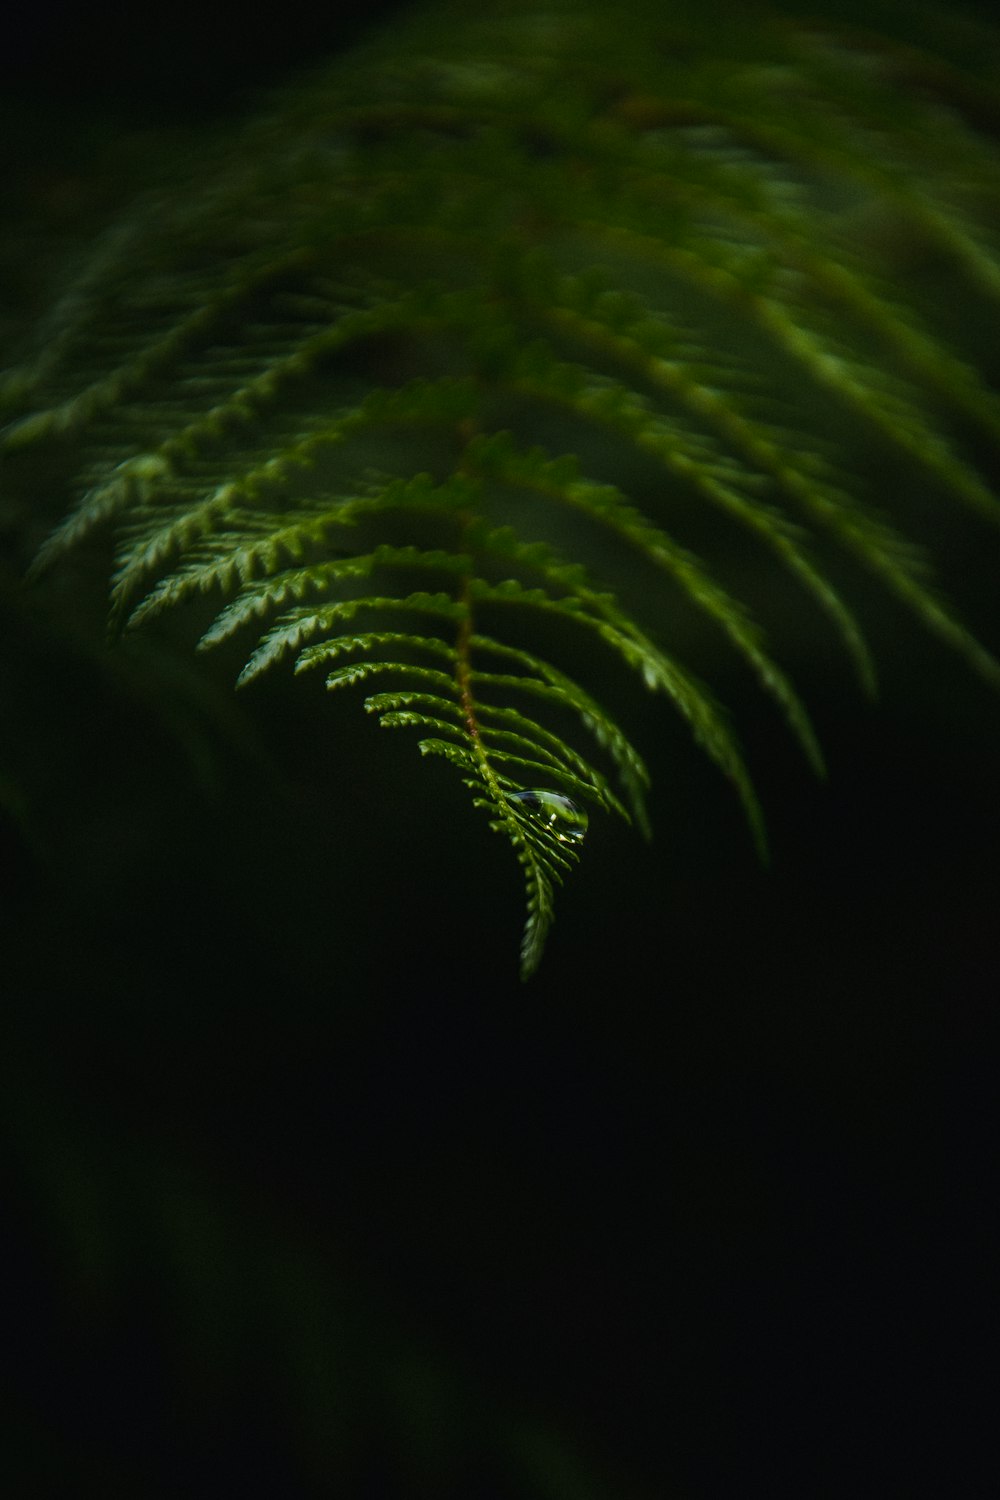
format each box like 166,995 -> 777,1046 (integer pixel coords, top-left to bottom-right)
6,0 -> 1000,975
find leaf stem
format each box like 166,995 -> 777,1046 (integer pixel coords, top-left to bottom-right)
455,572 -> 481,746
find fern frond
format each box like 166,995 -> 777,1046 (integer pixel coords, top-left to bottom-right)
465,429 -> 826,775
8,0 -> 1000,973
527,269 -> 1000,688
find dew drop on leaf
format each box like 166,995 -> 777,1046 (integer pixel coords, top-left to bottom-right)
510,789 -> 588,844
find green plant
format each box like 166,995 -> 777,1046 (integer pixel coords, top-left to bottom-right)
4,0 -> 999,974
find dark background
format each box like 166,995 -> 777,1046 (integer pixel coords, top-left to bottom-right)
2,3 -> 999,1495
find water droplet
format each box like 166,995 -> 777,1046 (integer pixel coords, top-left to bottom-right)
510,789 -> 588,844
